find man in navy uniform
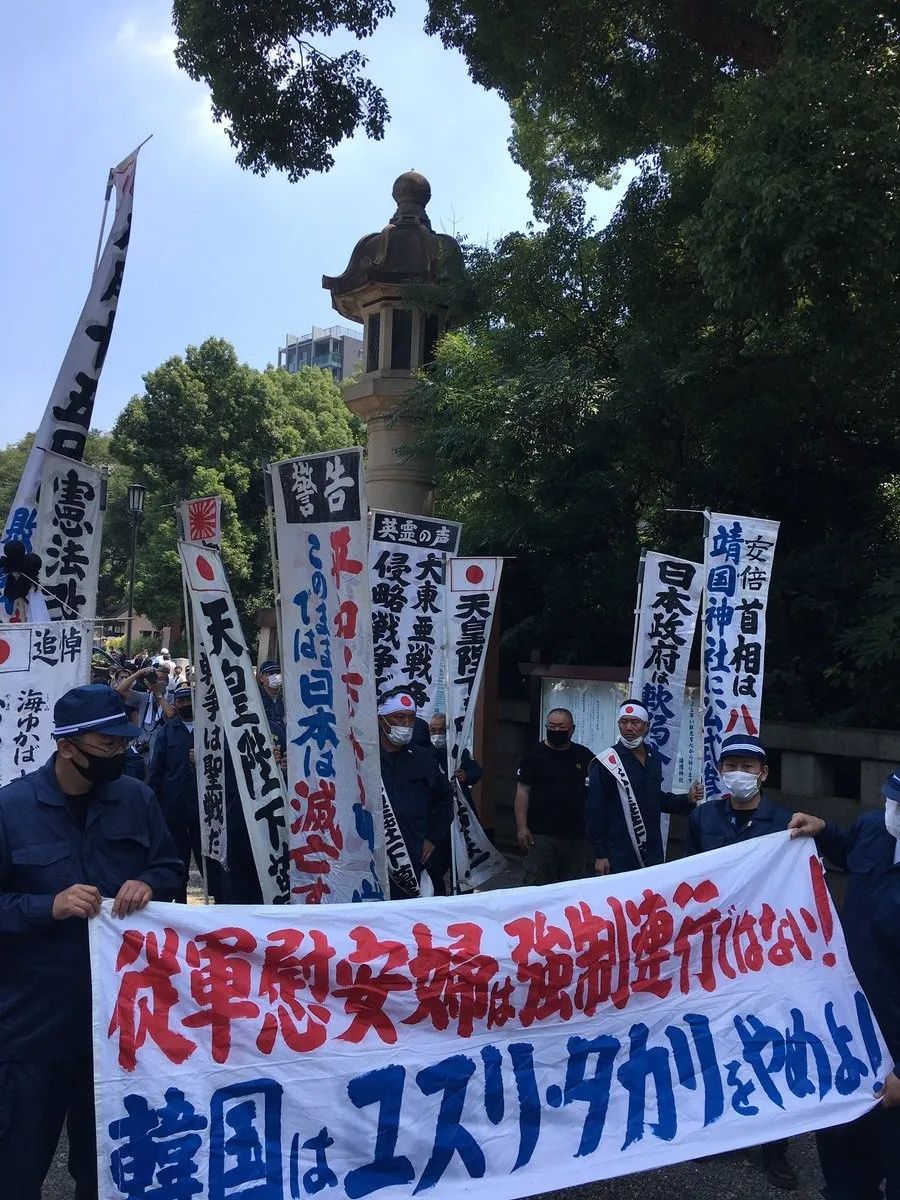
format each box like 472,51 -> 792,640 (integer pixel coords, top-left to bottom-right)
587,698 -> 701,875
257,659 -> 286,753
148,683 -> 200,902
378,690 -> 452,898
0,684 -> 182,1200
684,733 -> 797,1190
790,773 -> 900,1199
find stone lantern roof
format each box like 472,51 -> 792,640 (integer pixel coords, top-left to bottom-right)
322,170 -> 464,324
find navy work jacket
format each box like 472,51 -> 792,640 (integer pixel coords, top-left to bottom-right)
684,793 -> 792,855
380,743 -> 452,876
818,813 -> 900,1077
586,741 -> 693,872
261,689 -> 286,752
148,717 -> 197,829
0,758 -> 182,1061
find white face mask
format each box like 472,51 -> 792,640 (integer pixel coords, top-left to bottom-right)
266,674 -> 282,689
620,734 -> 645,749
721,770 -> 761,802
885,798 -> 900,840
386,724 -> 413,747
430,734 -> 447,750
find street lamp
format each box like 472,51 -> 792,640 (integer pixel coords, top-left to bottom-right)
125,484 -> 146,658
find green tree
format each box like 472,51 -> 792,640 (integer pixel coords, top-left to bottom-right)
110,337 -> 362,634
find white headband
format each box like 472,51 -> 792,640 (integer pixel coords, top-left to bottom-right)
377,692 -> 417,717
618,702 -> 649,723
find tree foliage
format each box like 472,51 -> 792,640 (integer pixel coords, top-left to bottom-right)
110,337 -> 362,633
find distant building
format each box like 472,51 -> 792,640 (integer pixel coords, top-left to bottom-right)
277,325 -> 364,383
99,608 -> 171,648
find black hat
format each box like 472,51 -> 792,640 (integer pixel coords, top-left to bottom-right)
52,684 -> 139,740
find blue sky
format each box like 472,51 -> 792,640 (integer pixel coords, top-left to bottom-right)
0,2 -> 627,447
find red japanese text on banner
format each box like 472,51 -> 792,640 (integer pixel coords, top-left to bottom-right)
91,834 -> 890,1199
178,497 -> 226,866
369,510 -> 461,718
178,541 -> 289,902
2,148 -> 141,613
702,513 -> 779,798
271,449 -> 386,904
0,622 -> 92,785
630,552 -> 702,793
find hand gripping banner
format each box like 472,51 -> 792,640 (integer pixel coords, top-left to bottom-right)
92,834 -> 889,1199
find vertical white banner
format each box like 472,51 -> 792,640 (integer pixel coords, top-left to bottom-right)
179,497 -> 226,865
369,510 -> 461,718
0,621 -> 92,785
2,148 -> 141,597
271,449 -> 386,904
179,541 -> 290,903
702,512 -> 779,798
631,552 -> 702,792
31,453 -> 104,622
445,557 -> 503,770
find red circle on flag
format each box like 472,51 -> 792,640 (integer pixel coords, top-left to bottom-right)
608,755 -> 615,763
400,695 -> 413,707
196,555 -> 215,582
465,564 -> 485,585
0,640 -> 9,666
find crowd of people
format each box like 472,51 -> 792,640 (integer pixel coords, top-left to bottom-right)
0,667 -> 896,1198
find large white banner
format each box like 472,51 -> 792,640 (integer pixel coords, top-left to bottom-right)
271,449 -> 386,904
631,552 -> 702,792
179,541 -> 290,903
702,512 -> 779,798
179,497 -> 227,866
369,511 -> 461,717
31,453 -> 104,622
0,621 -> 92,785
91,835 -> 889,1200
445,557 -> 503,771
2,148 -> 140,605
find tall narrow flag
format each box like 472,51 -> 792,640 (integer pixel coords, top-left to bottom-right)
178,496 -> 226,867
31,454 -> 105,622
446,557 -> 503,770
2,148 -> 141,590
368,509 -> 461,717
271,449 -> 386,904
630,551 -> 703,792
178,541 -> 290,903
702,512 -> 779,797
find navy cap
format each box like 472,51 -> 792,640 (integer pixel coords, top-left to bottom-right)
719,733 -> 766,762
52,684 -> 139,740
259,660 -> 280,676
881,771 -> 900,803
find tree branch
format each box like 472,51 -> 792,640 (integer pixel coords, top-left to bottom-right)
669,0 -> 780,70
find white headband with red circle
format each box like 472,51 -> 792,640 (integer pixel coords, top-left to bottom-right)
618,702 -> 649,722
378,692 -> 417,716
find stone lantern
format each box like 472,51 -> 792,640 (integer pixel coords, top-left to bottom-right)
322,170 -> 463,516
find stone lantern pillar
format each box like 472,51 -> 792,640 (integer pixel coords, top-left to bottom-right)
322,171 -> 463,516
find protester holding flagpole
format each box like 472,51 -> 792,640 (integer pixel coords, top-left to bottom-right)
587,699 -> 702,875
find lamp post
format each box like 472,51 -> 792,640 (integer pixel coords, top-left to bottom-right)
125,483 -> 146,658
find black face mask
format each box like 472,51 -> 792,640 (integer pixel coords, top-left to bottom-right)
70,743 -> 127,785
177,706 -> 194,721
546,728 -> 571,748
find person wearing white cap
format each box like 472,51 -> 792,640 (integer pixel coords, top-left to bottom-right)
587,698 -> 702,876
378,690 -> 452,898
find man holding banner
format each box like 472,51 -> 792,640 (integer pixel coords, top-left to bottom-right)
0,684 -> 182,1200
588,699 -> 701,875
378,690 -> 452,897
